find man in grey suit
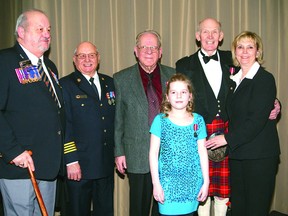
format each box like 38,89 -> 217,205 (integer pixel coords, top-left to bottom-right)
114,30 -> 175,216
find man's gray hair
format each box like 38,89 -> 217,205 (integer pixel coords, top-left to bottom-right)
15,9 -> 46,38
135,29 -> 162,47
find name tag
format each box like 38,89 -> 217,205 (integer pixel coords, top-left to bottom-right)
75,95 -> 88,99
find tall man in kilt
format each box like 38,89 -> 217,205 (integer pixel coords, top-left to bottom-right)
176,18 -> 280,216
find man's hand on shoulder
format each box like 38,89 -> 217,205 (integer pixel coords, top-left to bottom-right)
269,99 -> 281,120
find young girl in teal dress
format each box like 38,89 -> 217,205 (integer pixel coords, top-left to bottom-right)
149,73 -> 209,215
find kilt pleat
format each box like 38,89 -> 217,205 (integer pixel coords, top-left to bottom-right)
206,117 -> 230,198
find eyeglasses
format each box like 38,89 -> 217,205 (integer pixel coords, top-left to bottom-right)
137,45 -> 159,53
75,53 -> 98,59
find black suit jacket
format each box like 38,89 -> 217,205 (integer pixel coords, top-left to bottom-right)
176,49 -> 233,124
0,43 -> 65,180
59,71 -> 115,179
225,66 -> 280,159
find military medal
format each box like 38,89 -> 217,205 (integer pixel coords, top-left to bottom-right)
19,60 -> 32,68
106,93 -> 112,105
229,66 -> 235,79
193,124 -> 198,138
110,91 -> 115,105
106,91 -> 115,105
15,60 -> 41,84
49,68 -> 59,85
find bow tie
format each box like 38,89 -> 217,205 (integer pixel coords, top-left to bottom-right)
200,50 -> 218,64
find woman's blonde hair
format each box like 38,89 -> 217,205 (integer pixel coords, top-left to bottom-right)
161,73 -> 194,117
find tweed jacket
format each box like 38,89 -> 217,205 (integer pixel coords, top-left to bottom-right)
114,63 -> 175,174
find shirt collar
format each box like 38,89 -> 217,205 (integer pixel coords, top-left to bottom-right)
82,71 -> 99,82
200,49 -> 217,57
245,62 -> 260,79
231,62 -> 260,87
19,44 -> 43,66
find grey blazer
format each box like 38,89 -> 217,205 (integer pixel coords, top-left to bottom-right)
114,63 -> 175,174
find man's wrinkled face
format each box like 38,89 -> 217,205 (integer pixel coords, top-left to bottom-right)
134,33 -> 162,72
196,19 -> 224,55
17,11 -> 51,57
73,42 -> 100,77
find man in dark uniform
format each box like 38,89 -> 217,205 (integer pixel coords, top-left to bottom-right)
60,41 -> 115,216
0,9 -> 65,215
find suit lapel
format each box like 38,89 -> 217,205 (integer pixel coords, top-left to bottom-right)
98,75 -> 105,100
129,64 -> 148,113
192,53 -> 211,109
44,59 -> 64,105
159,65 -> 171,94
98,74 -> 111,101
219,55 -> 232,99
126,64 -> 173,115
233,78 -> 251,95
14,43 -> 29,61
193,52 -> 208,93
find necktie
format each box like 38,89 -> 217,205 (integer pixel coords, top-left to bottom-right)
200,50 -> 218,64
89,77 -> 100,99
146,73 -> 159,126
38,59 -> 59,106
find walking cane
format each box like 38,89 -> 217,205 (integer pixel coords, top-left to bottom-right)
10,151 -> 48,216
26,151 -> 48,216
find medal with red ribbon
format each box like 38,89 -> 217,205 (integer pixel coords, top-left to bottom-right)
193,124 -> 198,138
229,66 -> 235,79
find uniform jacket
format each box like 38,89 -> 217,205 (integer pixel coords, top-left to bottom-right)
176,49 -> 233,124
225,66 -> 280,159
114,63 -> 175,174
0,43 -> 65,180
60,70 -> 115,179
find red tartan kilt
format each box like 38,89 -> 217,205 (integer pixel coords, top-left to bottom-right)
206,118 -> 230,198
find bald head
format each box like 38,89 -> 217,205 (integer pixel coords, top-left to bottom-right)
198,18 -> 222,32
73,41 -> 100,77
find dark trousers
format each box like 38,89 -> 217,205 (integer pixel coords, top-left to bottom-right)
229,157 -> 279,216
127,172 -> 159,216
66,175 -> 114,216
55,175 -> 70,215
0,192 -> 3,216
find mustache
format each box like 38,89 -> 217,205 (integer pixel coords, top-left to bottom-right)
41,37 -> 50,42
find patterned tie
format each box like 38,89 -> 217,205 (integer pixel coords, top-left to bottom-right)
147,73 -> 159,126
38,59 -> 59,106
89,77 -> 100,99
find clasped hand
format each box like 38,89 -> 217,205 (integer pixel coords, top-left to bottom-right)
205,134 -> 227,149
